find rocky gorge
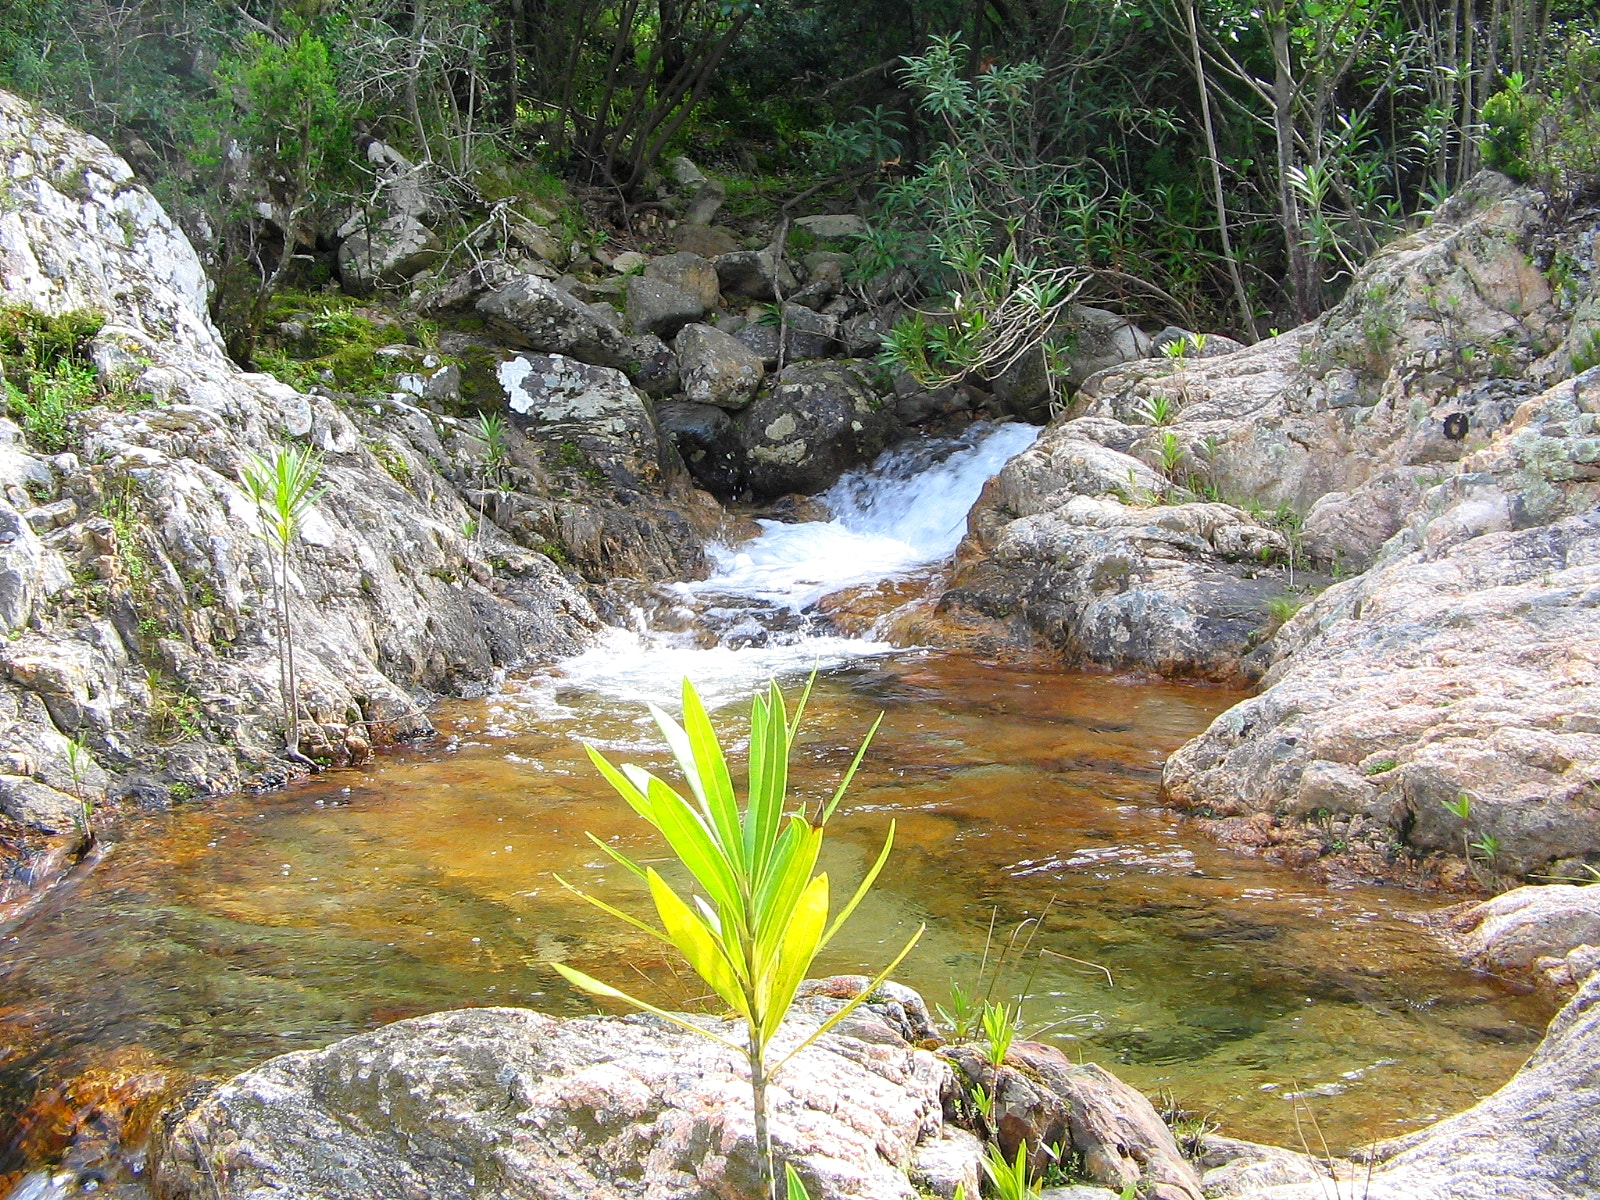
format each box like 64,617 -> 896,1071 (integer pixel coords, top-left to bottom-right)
0,83 -> 1599,1200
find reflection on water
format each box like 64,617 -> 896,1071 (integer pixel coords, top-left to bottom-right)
0,654 -> 1550,1158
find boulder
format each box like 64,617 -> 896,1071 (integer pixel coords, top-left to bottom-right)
795,214 -> 867,240
1062,306 -> 1154,390
668,155 -> 726,226
336,212 -> 442,296
628,333 -> 681,398
655,401 -> 744,500
476,274 -> 639,372
154,1006 -> 950,1200
624,275 -> 704,339
1162,506 -> 1600,882
675,323 -> 765,410
715,249 -> 798,302
942,1041 -> 1203,1200
734,307 -> 840,367
735,362 -> 902,499
930,420 -> 1291,678
673,224 -> 741,258
0,773 -> 83,834
497,354 -> 663,488
645,251 -> 721,311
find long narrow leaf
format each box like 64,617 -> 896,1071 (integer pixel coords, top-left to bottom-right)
647,868 -> 747,1014
584,831 -> 648,881
553,874 -> 673,945
760,873 -> 830,1042
770,924 -> 926,1073
642,775 -> 742,916
748,681 -> 789,879
549,962 -> 745,1053
680,680 -> 743,870
819,713 -> 884,825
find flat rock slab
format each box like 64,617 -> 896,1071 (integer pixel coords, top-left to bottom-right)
153,1007 -> 949,1200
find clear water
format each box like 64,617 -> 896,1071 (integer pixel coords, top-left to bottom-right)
0,423 -> 1550,1180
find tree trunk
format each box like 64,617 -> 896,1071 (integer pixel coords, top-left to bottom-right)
1182,0 -> 1257,341
1268,3 -> 1312,320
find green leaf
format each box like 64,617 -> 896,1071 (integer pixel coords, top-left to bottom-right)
548,962 -> 744,1053
647,868 -> 746,1014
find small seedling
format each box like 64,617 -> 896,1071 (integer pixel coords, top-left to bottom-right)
982,1140 -> 1039,1200
65,735 -> 93,843
980,998 -> 1018,1067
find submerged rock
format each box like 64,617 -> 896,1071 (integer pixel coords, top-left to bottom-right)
1222,968 -> 1600,1199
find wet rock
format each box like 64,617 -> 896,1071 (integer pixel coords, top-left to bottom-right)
911,1128 -> 985,1199
1442,884 -> 1600,987
645,251 -> 721,311
676,323 -> 764,410
841,305 -> 902,356
656,401 -> 743,500
154,1006 -> 949,1200
933,422 -> 1290,678
1197,1136 -> 1332,1197
624,274 -> 704,339
0,774 -> 83,834
735,362 -> 903,500
715,249 -> 798,302
942,1041 -> 1203,1200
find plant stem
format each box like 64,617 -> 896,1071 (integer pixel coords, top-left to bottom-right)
749,1025 -> 776,1200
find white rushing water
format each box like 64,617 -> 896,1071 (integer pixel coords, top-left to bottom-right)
510,421 -> 1040,714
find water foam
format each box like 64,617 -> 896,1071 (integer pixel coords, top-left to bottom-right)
519,421 -> 1039,710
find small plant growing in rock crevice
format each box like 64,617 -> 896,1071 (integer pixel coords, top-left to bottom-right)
241,444 -> 326,770
552,677 -> 922,1200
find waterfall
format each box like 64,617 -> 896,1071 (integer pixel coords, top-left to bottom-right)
515,421 -> 1040,713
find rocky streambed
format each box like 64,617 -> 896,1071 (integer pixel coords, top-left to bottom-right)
1,80 -> 1599,1200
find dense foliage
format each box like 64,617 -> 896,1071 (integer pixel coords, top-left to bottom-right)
2,0 -> 1595,342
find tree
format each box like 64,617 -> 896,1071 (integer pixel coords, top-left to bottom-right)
553,677 -> 923,1200
241,444 -> 326,769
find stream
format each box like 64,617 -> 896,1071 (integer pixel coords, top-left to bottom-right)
0,421 -> 1551,1185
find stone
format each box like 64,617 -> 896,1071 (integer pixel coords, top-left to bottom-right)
734,362 -> 903,499
668,155 -> 726,226
624,274 -> 704,339
942,1041 -> 1203,1199
154,1006 -> 949,1200
795,214 -> 867,240
655,401 -> 743,500
1443,885 -> 1600,980
476,274 -> 639,371
733,308 -> 840,366
0,773 -> 83,834
675,323 -> 765,410
497,354 -> 662,488
672,224 -> 740,258
715,249 -> 798,302
645,251 -> 721,310
911,1128 -> 985,1200
931,421 -> 1290,679
627,333 -> 681,398
337,212 -> 442,296
1062,306 -> 1154,390
841,305 -> 903,356
608,250 -> 648,275
1163,508 -> 1600,882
